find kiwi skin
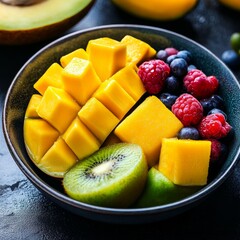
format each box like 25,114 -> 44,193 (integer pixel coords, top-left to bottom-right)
63,143 -> 148,208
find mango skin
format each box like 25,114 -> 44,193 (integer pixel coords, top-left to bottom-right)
111,0 -> 198,21
219,0 -> 240,11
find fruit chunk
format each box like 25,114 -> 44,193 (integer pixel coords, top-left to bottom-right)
93,79 -> 136,120
60,48 -> 89,67
62,57 -> 101,105
121,35 -> 156,65
86,37 -> 127,81
33,63 -> 64,95
135,167 -> 200,207
39,137 -> 78,178
219,0 -> 240,11
159,138 -> 211,186
24,118 -> 59,164
62,117 -> 101,160
37,86 -> 81,133
114,96 -> 183,166
63,143 -> 148,208
25,94 -> 42,118
78,97 -> 120,143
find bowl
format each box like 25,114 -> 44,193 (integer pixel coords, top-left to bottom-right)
2,24 -> 240,224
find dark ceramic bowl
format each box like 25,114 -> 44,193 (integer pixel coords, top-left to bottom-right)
2,25 -> 240,224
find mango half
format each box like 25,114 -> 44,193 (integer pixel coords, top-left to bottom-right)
111,0 -> 198,21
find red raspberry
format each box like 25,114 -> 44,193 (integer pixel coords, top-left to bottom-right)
138,59 -> 170,94
209,139 -> 226,164
198,113 -> 232,139
183,69 -> 219,99
171,93 -> 203,126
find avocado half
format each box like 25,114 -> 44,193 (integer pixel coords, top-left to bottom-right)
0,0 -> 95,45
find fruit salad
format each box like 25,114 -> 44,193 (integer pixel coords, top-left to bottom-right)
24,35 -> 233,208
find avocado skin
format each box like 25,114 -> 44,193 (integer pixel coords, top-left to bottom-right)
0,0 -> 95,45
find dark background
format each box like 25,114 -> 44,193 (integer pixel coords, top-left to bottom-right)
0,1 -> 240,239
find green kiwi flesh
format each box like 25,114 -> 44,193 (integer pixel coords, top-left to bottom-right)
63,143 -> 148,208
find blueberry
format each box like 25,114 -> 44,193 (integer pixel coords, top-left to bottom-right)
221,49 -> 240,69
158,93 -> 178,109
188,64 -> 197,72
164,76 -> 180,94
177,127 -> 200,140
200,95 -> 224,115
208,108 -> 227,120
156,50 -> 168,61
166,54 -> 177,65
170,58 -> 188,77
176,50 -> 192,64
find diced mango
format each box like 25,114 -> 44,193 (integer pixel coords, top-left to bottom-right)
93,79 -> 136,120
78,97 -> 120,143
114,96 -> 183,167
60,48 -> 88,67
121,35 -> 156,65
109,64 -> 146,101
86,37 -> 127,81
25,94 -> 42,118
62,117 -> 101,160
24,118 -> 59,164
39,138 -> 78,178
62,57 -> 101,105
34,63 -> 64,95
159,138 -> 211,186
37,86 -> 81,133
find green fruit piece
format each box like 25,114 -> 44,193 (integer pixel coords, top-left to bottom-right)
134,167 -> 200,208
63,143 -> 148,208
230,32 -> 240,54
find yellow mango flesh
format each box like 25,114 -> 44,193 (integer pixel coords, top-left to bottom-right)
34,63 -> 64,95
25,94 -> 42,118
60,48 -> 89,67
159,138 -> 211,186
37,86 -> 81,133
86,37 -> 127,81
109,64 -> 146,101
62,117 -> 101,160
93,79 -> 136,120
62,57 -> 102,106
39,138 -> 78,178
114,96 -> 183,167
78,97 -> 120,143
121,35 -> 156,65
24,118 -> 59,164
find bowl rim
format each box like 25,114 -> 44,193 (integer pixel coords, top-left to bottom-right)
2,24 -> 240,218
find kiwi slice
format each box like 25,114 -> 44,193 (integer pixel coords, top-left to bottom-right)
63,143 -> 148,208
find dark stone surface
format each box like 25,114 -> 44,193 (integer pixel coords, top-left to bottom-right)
0,0 -> 240,239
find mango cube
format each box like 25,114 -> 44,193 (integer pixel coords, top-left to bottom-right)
78,97 -> 120,143
34,63 -> 64,95
25,94 -> 42,118
109,64 -> 146,101
62,57 -> 101,105
63,117 -> 101,160
114,96 -> 183,167
24,119 -> 59,164
93,79 -> 136,120
60,48 -> 88,67
121,35 -> 156,65
37,86 -> 81,133
39,138 -> 78,178
86,37 -> 127,81
159,138 -> 211,186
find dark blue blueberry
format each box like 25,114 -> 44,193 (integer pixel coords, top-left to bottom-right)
188,64 -> 197,72
221,49 -> 240,69
156,50 -> 168,61
170,58 -> 188,77
176,50 -> 192,64
177,127 -> 200,140
164,76 -> 180,94
166,54 -> 177,65
208,108 -> 227,120
158,93 -> 178,109
200,95 -> 224,115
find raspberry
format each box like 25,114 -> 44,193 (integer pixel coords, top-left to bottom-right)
198,113 -> 232,139
209,139 -> 227,164
138,59 -> 170,94
171,93 -> 203,126
183,69 -> 219,99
